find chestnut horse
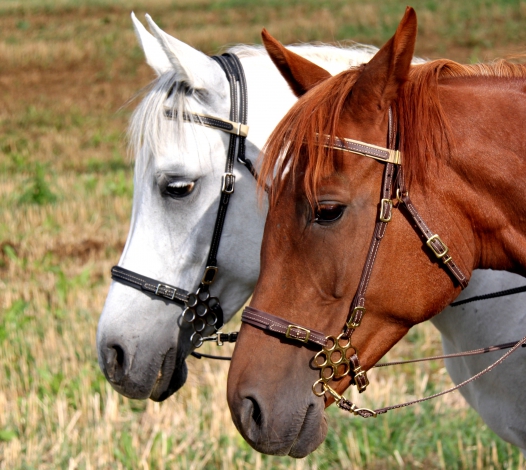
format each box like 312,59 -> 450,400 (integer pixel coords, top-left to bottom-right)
227,7 -> 526,457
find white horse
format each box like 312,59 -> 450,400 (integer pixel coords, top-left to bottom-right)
96,14 -> 526,452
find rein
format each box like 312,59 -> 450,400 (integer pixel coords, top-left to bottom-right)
241,108 -> 526,418
111,53 -> 253,350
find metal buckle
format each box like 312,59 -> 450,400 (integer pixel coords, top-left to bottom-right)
201,266 -> 218,285
347,306 -> 366,329
379,198 -> 392,222
426,234 -> 449,259
354,369 -> 369,392
285,325 -> 310,343
221,173 -> 235,194
155,283 -> 176,300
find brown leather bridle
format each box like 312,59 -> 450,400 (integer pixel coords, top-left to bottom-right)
241,109 -> 526,418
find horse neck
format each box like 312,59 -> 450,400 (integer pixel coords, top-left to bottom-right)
420,77 -> 526,275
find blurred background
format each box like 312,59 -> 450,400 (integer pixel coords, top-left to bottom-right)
1,0 -> 526,468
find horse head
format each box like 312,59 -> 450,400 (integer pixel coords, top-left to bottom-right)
97,14 -> 265,401
228,6 -> 526,456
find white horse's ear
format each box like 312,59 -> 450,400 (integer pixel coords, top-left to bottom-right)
131,12 -> 172,76
144,14 -> 218,89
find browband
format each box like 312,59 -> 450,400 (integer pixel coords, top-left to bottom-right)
320,134 -> 402,165
164,108 -> 249,137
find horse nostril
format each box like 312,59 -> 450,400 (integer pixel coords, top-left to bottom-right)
247,396 -> 263,427
104,343 -> 128,384
113,344 -> 125,367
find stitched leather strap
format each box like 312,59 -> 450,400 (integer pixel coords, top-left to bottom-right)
111,266 -> 189,305
242,306 -> 328,347
396,169 -> 469,289
165,109 -> 249,137
322,135 -> 401,164
343,162 -> 395,338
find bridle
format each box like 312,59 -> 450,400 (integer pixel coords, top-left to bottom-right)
111,53 -> 256,350
241,108 -> 526,418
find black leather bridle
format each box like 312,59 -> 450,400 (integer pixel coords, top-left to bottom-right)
111,53 -> 256,349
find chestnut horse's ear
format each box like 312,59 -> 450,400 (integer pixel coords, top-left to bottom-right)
261,29 -> 331,97
348,7 -> 417,115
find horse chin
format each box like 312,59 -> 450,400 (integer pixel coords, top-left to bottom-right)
149,348 -> 188,402
287,408 -> 328,458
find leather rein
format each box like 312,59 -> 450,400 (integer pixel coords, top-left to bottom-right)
111,53 -> 255,352
241,108 -> 526,418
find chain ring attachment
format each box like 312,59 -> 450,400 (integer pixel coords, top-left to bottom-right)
313,333 -> 357,397
181,287 -> 220,348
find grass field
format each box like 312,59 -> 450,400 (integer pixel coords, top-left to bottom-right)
2,0 -> 526,468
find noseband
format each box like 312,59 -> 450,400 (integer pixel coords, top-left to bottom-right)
241,108 -> 476,417
111,53 -> 256,349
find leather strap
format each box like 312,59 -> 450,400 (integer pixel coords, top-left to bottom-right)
322,135 -> 401,164
111,266 -> 189,305
165,110 -> 249,137
397,169 -> 468,289
242,306 -> 328,347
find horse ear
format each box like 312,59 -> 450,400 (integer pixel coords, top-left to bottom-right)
143,14 -> 220,89
131,12 -> 172,76
348,7 -> 417,115
261,29 -> 331,97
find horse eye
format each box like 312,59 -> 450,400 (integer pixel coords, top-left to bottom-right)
165,181 -> 195,198
314,204 -> 344,225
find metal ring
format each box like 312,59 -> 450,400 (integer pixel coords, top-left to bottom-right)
182,307 -> 196,323
191,332 -> 203,348
186,294 -> 199,308
334,362 -> 350,379
314,351 -> 328,369
194,317 -> 206,332
324,335 -> 337,352
312,379 -> 326,397
336,333 -> 350,348
321,365 -> 335,381
196,304 -> 208,317
197,289 -> 210,301
205,311 -> 218,326
330,349 -> 344,366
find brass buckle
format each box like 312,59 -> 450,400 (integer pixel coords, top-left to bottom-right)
221,173 -> 235,194
379,198 -> 392,222
347,306 -> 366,329
201,266 -> 218,285
155,283 -> 176,300
426,234 -> 449,259
354,369 -> 369,392
286,325 -> 310,343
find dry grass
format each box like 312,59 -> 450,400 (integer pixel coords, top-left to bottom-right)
2,0 -> 526,468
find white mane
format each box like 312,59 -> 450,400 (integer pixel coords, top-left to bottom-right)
228,42 -> 378,74
128,42 -> 380,168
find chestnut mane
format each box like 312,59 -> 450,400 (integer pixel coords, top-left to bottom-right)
259,58 -> 526,207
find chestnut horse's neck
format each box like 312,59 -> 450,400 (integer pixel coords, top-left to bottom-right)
409,76 -> 526,277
